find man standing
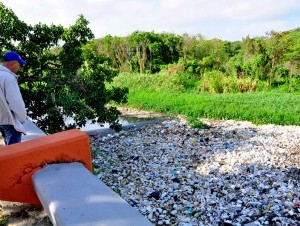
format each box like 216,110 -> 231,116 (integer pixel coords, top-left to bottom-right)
0,51 -> 27,145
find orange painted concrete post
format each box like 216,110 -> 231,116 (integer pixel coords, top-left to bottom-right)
0,129 -> 92,204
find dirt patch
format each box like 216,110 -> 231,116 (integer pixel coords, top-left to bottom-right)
0,201 -> 51,226
117,106 -> 165,118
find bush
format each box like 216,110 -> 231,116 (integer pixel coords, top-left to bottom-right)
199,70 -> 226,93
113,71 -> 199,93
273,75 -> 300,93
198,70 -> 268,93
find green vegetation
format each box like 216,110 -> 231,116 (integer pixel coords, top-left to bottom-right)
0,3 -> 128,133
98,28 -> 300,127
111,72 -> 300,126
1,2 -> 299,131
90,29 -> 300,93
0,218 -> 8,226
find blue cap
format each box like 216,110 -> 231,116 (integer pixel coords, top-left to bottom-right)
3,51 -> 26,66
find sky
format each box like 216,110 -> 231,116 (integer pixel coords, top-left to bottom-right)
1,0 -> 300,41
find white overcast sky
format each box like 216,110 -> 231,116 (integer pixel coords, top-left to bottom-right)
1,0 -> 299,41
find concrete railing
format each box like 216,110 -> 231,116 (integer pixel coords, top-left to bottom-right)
0,120 -> 152,226
22,120 -> 47,141
33,162 -> 152,226
0,120 -> 47,145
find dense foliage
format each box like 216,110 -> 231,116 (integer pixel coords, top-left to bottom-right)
0,3 -> 128,133
93,29 -> 300,93
109,30 -> 300,126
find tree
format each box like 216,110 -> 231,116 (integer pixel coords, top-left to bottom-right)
0,3 -> 128,133
128,31 -> 183,73
92,31 -> 183,74
281,29 -> 300,73
264,31 -> 289,84
92,35 -> 133,72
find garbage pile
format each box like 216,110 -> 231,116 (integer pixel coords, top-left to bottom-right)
90,118 -> 300,226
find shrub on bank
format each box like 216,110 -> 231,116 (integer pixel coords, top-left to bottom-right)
112,72 -> 199,93
198,70 -> 270,93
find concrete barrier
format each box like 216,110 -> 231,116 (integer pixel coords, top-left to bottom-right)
0,120 -> 152,225
33,162 -> 152,226
0,128 -> 92,204
22,120 -> 47,141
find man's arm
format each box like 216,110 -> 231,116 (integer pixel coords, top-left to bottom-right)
5,76 -> 27,123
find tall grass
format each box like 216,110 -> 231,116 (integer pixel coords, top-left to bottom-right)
199,70 -> 270,93
112,71 -> 199,93
111,72 -> 300,126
